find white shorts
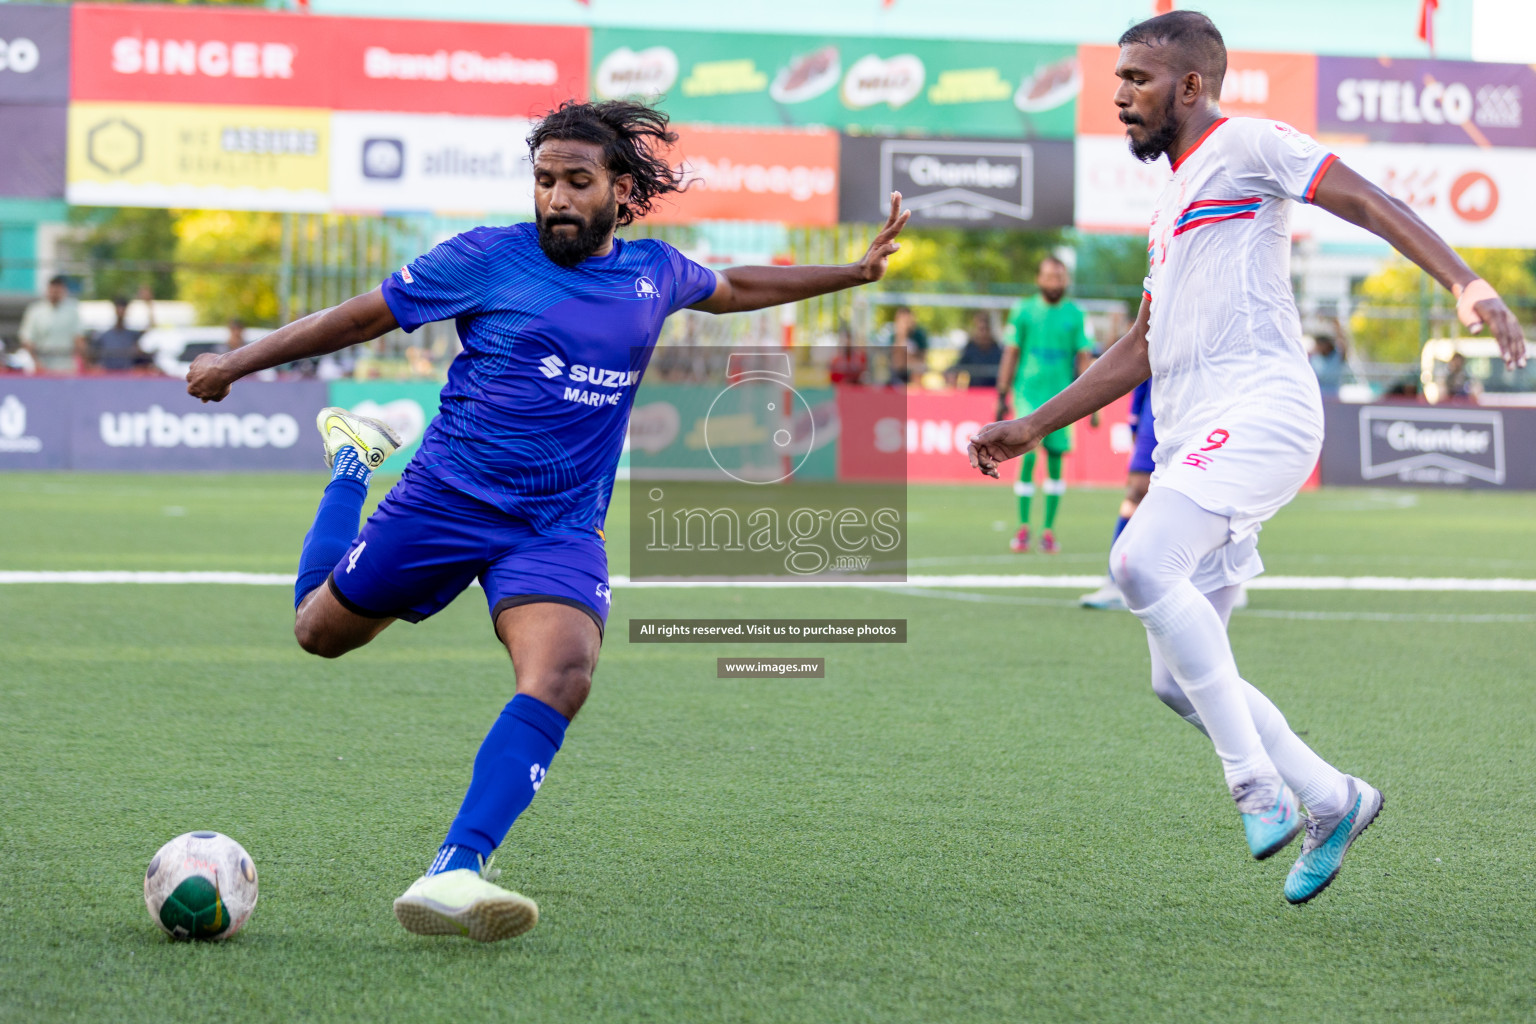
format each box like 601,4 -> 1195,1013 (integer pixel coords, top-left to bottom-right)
1150,411 -> 1322,593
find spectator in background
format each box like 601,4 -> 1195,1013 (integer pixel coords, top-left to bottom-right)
1309,334 -> 1346,397
19,275 -> 84,374
93,296 -> 154,372
947,311 -> 1003,389
877,305 -> 929,385
227,318 -> 247,352
828,323 -> 868,385
1445,352 -> 1478,401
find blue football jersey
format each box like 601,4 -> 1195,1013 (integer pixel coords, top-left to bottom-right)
380,222 -> 718,532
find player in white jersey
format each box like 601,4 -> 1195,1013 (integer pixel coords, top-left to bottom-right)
968,11 -> 1525,904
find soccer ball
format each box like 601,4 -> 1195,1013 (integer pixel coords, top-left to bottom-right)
144,831 -> 258,940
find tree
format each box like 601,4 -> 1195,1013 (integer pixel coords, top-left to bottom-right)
874,226 -> 1065,331
64,207 -> 179,300
173,210 -> 282,326
1350,248 -> 1536,363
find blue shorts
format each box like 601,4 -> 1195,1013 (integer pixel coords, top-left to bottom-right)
327,469 -> 610,636
1129,408 -> 1159,475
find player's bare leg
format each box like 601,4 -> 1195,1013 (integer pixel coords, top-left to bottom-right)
395,602 -> 600,941
293,584 -> 394,658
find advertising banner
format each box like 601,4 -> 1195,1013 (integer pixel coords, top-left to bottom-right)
1074,133 -> 1168,234
0,380 -> 72,470
649,126 -> 839,225
327,17 -> 586,117
1321,400 -> 1536,490
71,4 -> 586,115
837,386 -> 1133,486
326,379 -> 442,465
1316,56 -> 1536,148
591,28 -> 1077,139
1292,142 -> 1536,248
67,100 -> 330,211
1077,45 -> 1316,135
69,378 -> 329,471
0,104 -> 66,198
330,112 -> 535,214
0,3 -> 71,104
838,134 -> 1072,227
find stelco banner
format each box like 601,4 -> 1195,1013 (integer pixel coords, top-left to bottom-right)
1317,56 -> 1536,148
839,134 -> 1072,227
70,4 -> 587,116
649,125 -> 839,225
1077,45 -> 1316,134
1321,401 -> 1536,490
0,3 -> 71,104
330,112 -> 535,214
592,28 -> 1077,139
67,100 -> 331,212
0,378 -> 329,471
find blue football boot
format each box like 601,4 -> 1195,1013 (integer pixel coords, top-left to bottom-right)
1285,776 -> 1384,904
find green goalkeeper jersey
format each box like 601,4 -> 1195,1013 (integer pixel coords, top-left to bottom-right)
1003,295 -> 1094,410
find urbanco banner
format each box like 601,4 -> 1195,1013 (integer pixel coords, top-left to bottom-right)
70,379 -> 330,471
648,125 -> 839,225
330,112 -> 535,215
1078,45 -> 1316,135
0,379 -> 72,470
71,4 -> 587,116
0,104 -> 66,198
1317,56 -> 1536,148
592,28 -> 1077,139
0,3 -> 71,104
67,100 -> 331,211
839,134 -> 1072,227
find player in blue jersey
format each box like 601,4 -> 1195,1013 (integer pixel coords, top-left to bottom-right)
187,100 -> 911,941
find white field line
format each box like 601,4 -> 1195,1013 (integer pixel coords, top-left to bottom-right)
2,571 -> 1536,593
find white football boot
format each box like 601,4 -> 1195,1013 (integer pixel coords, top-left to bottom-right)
393,857 -> 539,942
315,406 -> 401,471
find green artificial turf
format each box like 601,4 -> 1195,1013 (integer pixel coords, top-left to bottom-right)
2,474 -> 1534,1022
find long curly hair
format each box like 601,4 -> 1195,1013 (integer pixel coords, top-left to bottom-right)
527,100 -> 683,227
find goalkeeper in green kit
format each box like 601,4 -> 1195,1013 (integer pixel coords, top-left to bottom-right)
997,256 -> 1095,554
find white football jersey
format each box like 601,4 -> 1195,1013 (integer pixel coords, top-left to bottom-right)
1142,116 -> 1333,458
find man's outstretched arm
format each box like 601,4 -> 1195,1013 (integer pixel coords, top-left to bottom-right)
1311,163 -> 1526,369
186,289 -> 399,402
967,297 -> 1153,478
690,192 -> 911,314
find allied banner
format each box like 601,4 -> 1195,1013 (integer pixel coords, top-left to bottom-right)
1316,56 -> 1536,148
70,4 -> 586,115
650,125 -> 839,225
67,100 -> 331,211
0,3 -> 71,104
330,112 -> 535,214
1293,142 -> 1536,248
592,28 -> 1077,139
839,134 -> 1072,227
1078,45 -> 1316,134
1321,400 -> 1536,490
0,104 -> 66,198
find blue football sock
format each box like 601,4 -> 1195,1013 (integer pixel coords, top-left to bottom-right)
428,843 -> 485,875
1112,515 -> 1130,544
440,694 -> 569,862
294,447 -> 371,609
